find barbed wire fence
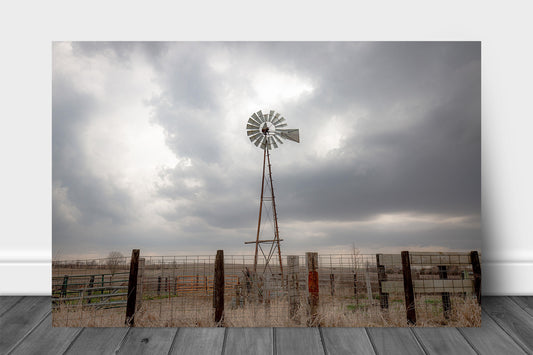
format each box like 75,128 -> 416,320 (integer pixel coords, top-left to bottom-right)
52,250 -> 481,327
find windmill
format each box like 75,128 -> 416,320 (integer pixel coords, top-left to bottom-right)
244,110 -> 300,280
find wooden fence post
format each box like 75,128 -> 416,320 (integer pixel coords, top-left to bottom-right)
235,283 -> 241,308
125,249 -> 140,327
364,261 -> 373,304
61,275 -> 69,298
329,274 -> 335,296
401,251 -> 416,325
461,270 -> 468,299
136,258 -> 145,311
287,255 -> 300,321
470,251 -> 482,305
214,250 -> 224,325
167,277 -> 170,302
306,252 -> 319,326
438,265 -> 451,319
376,254 -> 389,309
353,273 -> 358,305
87,275 -> 95,304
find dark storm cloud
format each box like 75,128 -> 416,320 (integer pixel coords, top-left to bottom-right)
269,42 -> 481,223
279,81 -> 481,222
155,160 -> 260,229
150,104 -> 222,163
144,44 -> 231,163
52,42 -> 481,258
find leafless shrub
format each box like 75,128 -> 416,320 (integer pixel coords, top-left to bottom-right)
106,251 -> 124,275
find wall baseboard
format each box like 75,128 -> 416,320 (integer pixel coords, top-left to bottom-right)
482,261 -> 533,295
1,260 -> 531,295
0,262 -> 51,295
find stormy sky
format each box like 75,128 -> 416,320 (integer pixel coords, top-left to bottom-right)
52,42 -> 480,259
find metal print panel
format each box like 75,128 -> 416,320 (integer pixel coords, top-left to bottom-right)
52,41 -> 481,327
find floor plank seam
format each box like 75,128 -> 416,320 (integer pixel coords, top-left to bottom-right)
363,328 -> 378,355
483,308 -> 532,354
317,327 -> 328,355
0,296 -> 24,319
113,326 -> 131,354
456,327 -> 482,355
5,309 -> 52,355
272,327 -> 277,355
408,328 -> 429,355
166,328 -> 180,355
509,296 -> 533,318
61,327 -> 86,355
220,327 -> 228,355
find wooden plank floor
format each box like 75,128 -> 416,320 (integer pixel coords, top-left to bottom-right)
1,297 -> 532,354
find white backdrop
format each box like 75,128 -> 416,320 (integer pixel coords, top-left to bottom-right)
0,1 -> 532,295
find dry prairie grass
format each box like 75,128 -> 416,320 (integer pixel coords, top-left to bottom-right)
52,295 -> 481,327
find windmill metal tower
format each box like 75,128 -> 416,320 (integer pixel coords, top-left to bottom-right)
244,110 -> 300,279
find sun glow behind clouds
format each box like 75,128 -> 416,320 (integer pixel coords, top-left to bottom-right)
83,106 -> 178,191
252,69 -> 314,103
81,96 -> 180,227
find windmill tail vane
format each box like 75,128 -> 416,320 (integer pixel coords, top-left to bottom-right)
245,110 -> 300,280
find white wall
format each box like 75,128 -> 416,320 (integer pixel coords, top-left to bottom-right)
1,2 -> 532,295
